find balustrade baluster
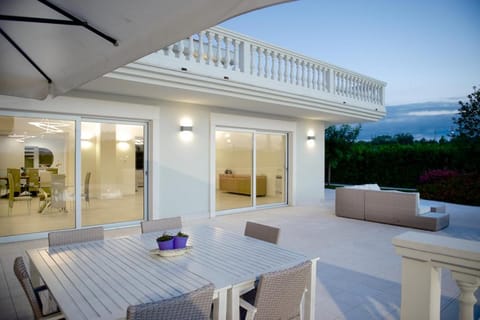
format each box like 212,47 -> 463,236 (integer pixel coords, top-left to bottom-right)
277,53 -> 282,81
256,47 -> 262,76
198,31 -> 205,63
306,62 -> 311,88
207,31 -> 213,65
270,51 -> 275,80
187,36 -> 194,61
289,57 -> 294,84
283,55 -> 288,82
294,59 -> 300,85
177,40 -> 184,60
224,37 -> 231,69
215,34 -> 221,67
452,272 -> 480,320
233,39 -> 239,71
262,49 -> 267,78
300,60 -> 306,87
165,44 -> 173,57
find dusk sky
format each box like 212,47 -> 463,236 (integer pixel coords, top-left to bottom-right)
221,0 -> 480,106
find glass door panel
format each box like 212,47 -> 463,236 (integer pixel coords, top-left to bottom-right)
0,115 -> 75,236
215,130 -> 253,211
81,121 -> 144,226
256,133 -> 287,206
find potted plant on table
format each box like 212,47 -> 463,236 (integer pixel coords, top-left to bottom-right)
174,231 -> 189,249
156,233 -> 174,250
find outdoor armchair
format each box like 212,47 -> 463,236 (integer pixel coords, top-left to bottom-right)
48,226 -> 104,247
240,260 -> 311,320
126,283 -> 214,320
13,256 -> 63,320
141,216 -> 182,234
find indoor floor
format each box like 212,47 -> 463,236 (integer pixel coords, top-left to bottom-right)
0,189 -> 144,237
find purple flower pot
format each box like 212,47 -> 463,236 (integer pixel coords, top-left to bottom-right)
157,239 -> 174,250
174,236 -> 188,249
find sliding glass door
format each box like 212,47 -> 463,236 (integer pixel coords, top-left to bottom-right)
81,121 -> 145,226
215,128 -> 287,213
256,132 -> 287,206
0,115 -> 75,237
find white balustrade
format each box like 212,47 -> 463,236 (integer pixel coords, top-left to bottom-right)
148,26 -> 385,107
393,231 -> 480,320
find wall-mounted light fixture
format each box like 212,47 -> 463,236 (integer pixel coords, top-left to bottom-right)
179,117 -> 194,142
307,129 -> 315,147
180,125 -> 193,132
307,130 -> 315,141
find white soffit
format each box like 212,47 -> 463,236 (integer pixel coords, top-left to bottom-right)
0,0 -> 291,100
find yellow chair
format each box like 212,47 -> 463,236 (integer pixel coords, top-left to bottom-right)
7,173 -> 32,215
7,168 -> 21,195
26,168 -> 40,195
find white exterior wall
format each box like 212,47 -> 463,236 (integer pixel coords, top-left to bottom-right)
0,93 -> 326,224
294,120 -> 325,205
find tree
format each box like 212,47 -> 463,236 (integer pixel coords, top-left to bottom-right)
452,86 -> 480,140
394,133 -> 414,145
325,124 -> 361,185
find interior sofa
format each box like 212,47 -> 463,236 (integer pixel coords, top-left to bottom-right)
335,184 -> 449,231
219,174 -> 266,196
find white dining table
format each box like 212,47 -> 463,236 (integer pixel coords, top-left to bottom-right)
27,225 -> 318,320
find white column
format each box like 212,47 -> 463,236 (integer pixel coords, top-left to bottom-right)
399,257 -> 441,320
451,271 -> 480,320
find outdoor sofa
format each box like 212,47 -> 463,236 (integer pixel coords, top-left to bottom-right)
335,184 -> 449,231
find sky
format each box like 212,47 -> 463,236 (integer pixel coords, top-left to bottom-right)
221,0 -> 480,106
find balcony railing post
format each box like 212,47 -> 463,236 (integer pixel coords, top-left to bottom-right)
399,256 -> 441,320
327,68 -> 334,93
393,231 -> 480,320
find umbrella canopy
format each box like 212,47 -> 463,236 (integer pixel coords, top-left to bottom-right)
0,0 -> 290,100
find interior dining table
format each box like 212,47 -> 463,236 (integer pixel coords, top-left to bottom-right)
27,225 -> 318,320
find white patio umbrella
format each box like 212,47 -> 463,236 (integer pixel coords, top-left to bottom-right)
0,0 -> 290,100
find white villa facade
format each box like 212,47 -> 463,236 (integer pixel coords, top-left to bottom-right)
0,26 -> 386,241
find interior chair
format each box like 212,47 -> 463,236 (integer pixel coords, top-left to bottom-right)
13,256 -> 64,320
240,261 -> 311,320
7,172 -> 32,215
39,170 -> 52,196
82,171 -> 91,207
48,226 -> 104,247
26,168 -> 40,196
244,221 -> 280,244
126,283 -> 214,320
50,174 -> 66,212
141,217 -> 182,234
7,168 -> 21,194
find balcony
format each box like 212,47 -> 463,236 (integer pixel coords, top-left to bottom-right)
83,27 -> 386,122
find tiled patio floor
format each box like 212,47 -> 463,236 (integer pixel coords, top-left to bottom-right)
1,189 -> 479,319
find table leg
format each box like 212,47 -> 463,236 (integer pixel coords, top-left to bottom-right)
228,280 -> 254,320
304,258 -> 318,320
213,287 -> 228,320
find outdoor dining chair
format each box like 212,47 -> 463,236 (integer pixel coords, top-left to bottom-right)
126,283 -> 214,320
239,260 -> 311,320
48,226 -> 104,247
244,221 -> 280,244
141,216 -> 182,234
13,256 -> 64,320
